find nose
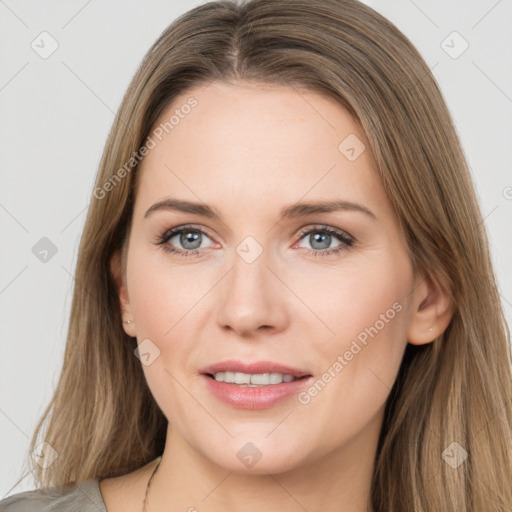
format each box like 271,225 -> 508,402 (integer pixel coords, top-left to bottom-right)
216,248 -> 289,337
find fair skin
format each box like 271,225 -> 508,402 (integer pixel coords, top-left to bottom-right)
102,80 -> 452,512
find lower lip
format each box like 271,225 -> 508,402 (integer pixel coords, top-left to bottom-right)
201,374 -> 312,410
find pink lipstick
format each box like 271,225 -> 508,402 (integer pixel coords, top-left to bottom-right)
200,359 -> 313,410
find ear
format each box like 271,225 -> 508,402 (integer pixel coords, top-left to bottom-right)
110,249 -> 136,338
407,271 -> 453,345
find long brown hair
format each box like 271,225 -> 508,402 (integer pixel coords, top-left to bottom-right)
22,0 -> 512,509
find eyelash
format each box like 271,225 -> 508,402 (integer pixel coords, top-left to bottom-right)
155,224 -> 354,258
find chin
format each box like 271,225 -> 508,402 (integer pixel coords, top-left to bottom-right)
198,434 -> 314,476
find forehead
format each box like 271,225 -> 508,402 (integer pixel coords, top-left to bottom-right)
135,80 -> 386,215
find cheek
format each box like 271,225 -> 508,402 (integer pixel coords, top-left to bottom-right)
126,247 -> 219,407
127,246 -> 215,337
292,254 -> 411,436
125,251 -> 210,425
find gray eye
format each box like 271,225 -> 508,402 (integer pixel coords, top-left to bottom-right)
169,230 -> 210,250
308,232 -> 332,250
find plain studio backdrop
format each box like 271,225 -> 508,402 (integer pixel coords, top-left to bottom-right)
0,0 -> 511,498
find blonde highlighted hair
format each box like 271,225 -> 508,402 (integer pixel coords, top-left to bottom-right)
21,0 -> 512,510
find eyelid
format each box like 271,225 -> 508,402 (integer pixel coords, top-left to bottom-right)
160,224 -> 215,241
295,224 -> 354,243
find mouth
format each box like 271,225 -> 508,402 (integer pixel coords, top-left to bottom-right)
199,359 -> 311,383
199,360 -> 313,409
204,371 -> 310,386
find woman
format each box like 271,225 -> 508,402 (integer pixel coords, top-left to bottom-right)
2,0 -> 511,510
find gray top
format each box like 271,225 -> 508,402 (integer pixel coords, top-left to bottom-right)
0,479 -> 108,512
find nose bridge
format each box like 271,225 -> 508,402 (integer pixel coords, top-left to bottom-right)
215,238 -> 288,335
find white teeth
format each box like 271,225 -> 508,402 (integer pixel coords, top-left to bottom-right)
250,373 -> 272,385
234,372 -> 251,384
224,371 -> 235,382
269,373 -> 282,384
212,371 -> 298,386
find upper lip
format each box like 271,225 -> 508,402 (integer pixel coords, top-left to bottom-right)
200,360 -> 311,378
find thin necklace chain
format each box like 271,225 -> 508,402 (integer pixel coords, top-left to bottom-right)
142,458 -> 161,512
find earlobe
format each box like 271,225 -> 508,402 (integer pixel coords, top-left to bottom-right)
110,250 -> 137,337
407,272 -> 453,346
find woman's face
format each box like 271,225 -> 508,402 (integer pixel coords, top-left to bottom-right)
118,80 -> 423,474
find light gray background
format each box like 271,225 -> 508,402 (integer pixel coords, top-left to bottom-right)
1,0 -> 511,497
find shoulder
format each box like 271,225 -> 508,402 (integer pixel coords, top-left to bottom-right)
0,479 -> 107,512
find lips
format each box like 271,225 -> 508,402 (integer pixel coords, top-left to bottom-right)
199,359 -> 313,409
199,359 -> 311,379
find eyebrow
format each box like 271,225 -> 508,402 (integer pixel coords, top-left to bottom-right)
144,198 -> 377,221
